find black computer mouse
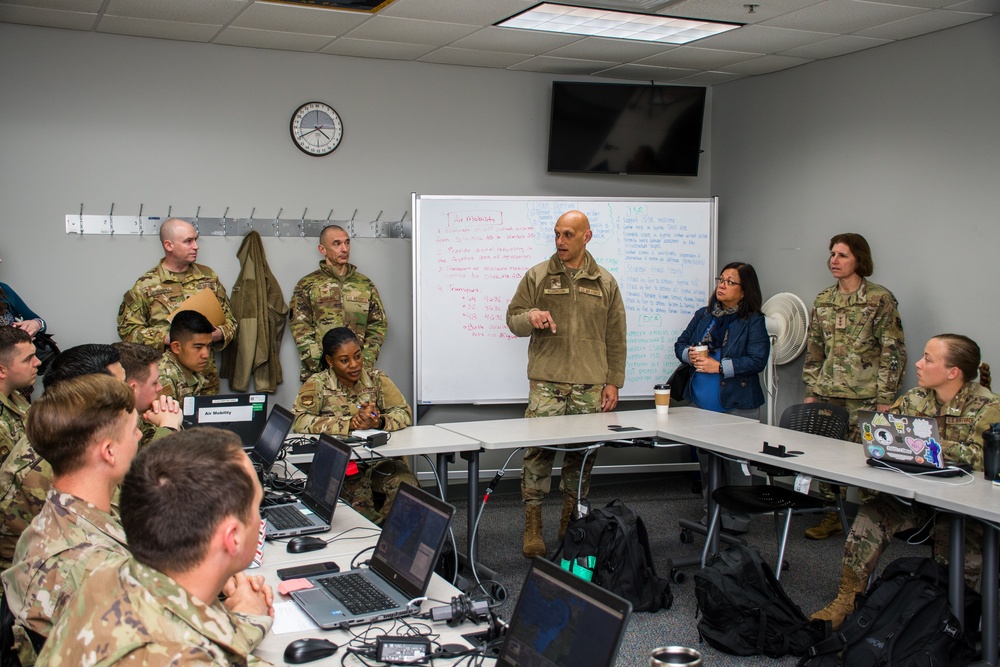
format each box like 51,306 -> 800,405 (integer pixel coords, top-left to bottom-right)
286,536 -> 327,553
284,637 -> 339,664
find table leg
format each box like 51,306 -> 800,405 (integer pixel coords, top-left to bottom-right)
706,451 -> 722,559
950,513 -> 965,625
435,452 -> 454,502
460,449 -> 481,563
975,524 -> 999,666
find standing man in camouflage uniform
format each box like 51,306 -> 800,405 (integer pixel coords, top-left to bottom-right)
117,218 -> 236,396
158,310 -> 216,400
506,210 -> 626,558
37,428 -> 275,666
812,334 -> 1000,630
112,342 -> 183,446
0,327 -> 39,461
289,224 -> 387,382
801,233 -> 906,540
0,344 -> 124,571
2,374 -> 137,666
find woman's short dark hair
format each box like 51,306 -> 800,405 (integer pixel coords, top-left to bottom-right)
321,327 -> 361,366
829,233 -> 874,278
709,261 -> 763,318
934,333 -> 991,390
121,428 -> 256,575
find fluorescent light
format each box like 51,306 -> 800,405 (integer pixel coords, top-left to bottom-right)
497,2 -> 741,45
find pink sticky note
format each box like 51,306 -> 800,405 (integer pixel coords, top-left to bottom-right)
278,578 -> 315,596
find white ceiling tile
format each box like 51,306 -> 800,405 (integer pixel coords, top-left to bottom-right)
96,15 -> 221,41
544,34 -> 678,60
104,0 -> 248,24
779,33 -> 890,57
342,15 -> 480,45
0,5 -> 95,28
0,0 -> 102,10
762,0 -> 927,32
592,63 -> 700,81
232,2 -> 368,36
659,0 -> 827,24
721,52 -> 813,74
945,0 -> 1000,11
695,24 -> 836,51
855,8 -> 989,38
450,26 -> 581,54
637,45 -> 761,67
380,0 -> 534,25
214,25 -> 333,51
670,69 -> 748,84
320,37 -> 437,59
418,46 -> 533,68
507,55 -> 619,74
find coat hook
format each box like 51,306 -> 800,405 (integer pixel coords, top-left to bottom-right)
109,202 -> 115,236
79,203 -> 84,235
167,205 -> 172,218
326,209 -> 334,222
194,206 -> 201,233
349,209 -> 357,237
300,208 -> 308,237
137,203 -> 144,236
274,208 -> 282,237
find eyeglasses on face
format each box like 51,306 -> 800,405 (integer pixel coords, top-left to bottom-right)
716,277 -> 741,287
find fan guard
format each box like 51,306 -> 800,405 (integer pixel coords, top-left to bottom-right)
762,293 -> 809,365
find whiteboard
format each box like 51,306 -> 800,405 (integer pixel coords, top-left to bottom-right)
413,195 -> 717,404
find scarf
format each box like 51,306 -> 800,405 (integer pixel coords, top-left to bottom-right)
700,302 -> 741,351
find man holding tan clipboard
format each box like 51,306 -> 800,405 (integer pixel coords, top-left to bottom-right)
117,218 -> 236,395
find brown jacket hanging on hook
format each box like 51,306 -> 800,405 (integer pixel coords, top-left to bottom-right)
221,231 -> 289,392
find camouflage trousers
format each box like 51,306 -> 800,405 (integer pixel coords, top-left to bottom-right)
844,493 -> 984,590
521,381 -> 602,507
341,457 -> 416,525
814,396 -> 879,504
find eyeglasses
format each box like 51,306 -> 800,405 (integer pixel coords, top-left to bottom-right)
716,277 -> 741,287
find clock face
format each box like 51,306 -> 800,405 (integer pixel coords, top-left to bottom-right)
290,102 -> 343,156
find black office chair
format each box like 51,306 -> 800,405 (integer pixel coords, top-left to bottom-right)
700,402 -> 851,579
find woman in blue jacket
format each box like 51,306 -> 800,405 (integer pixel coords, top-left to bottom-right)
675,261 -> 769,532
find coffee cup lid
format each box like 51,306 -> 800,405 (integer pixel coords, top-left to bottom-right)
654,384 -> 670,390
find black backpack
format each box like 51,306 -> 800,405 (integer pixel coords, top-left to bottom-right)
799,557 -> 979,667
553,499 -> 672,613
694,544 -> 828,658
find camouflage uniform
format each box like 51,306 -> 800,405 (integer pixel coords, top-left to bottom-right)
292,367 -> 413,524
289,261 -> 387,382
0,389 -> 29,461
117,261 -> 235,396
138,417 -> 175,450
842,382 -> 1000,590
36,556 -> 274,666
2,490 -> 129,666
802,280 -> 906,502
157,349 -> 213,400
0,435 -> 51,571
507,252 -> 627,506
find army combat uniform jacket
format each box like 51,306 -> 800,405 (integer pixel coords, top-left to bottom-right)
37,557 -> 274,666
0,389 -> 29,461
802,279 -> 906,406
0,435 -> 51,571
158,349 -> 212,400
506,251 -> 627,388
117,261 -> 236,395
2,490 -> 129,666
291,368 -> 412,435
289,261 -> 387,382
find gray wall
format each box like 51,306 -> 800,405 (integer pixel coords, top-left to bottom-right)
713,15 -> 1000,419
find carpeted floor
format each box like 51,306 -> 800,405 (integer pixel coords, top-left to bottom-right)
442,472 -> 929,666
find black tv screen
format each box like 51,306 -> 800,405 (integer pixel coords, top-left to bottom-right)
547,81 -> 706,177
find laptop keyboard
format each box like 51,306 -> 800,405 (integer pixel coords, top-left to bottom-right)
266,504 -> 313,529
317,572 -> 396,615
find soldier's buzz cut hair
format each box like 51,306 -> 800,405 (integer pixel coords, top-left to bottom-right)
121,428 -> 256,575
27,374 -> 135,477
320,224 -> 348,244
112,342 -> 162,383
0,327 -> 32,367
158,217 -> 189,244
169,310 -> 215,343
829,233 -> 874,278
43,344 -> 121,390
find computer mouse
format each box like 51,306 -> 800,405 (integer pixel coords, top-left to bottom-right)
284,637 -> 339,664
286,536 -> 327,553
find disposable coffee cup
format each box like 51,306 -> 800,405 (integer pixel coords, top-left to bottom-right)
650,646 -> 702,666
983,424 -> 1000,481
654,383 -> 670,415
692,345 -> 709,358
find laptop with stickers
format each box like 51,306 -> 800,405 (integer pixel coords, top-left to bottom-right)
263,435 -> 350,540
858,410 -> 970,476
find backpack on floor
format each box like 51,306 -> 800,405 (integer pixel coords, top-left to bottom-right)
694,544 -> 828,658
799,557 -> 979,667
553,499 -> 672,613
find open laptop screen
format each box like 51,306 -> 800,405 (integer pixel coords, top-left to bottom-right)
182,393 -> 268,447
248,405 -> 294,471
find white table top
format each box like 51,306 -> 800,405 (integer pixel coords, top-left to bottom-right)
286,424 -> 482,466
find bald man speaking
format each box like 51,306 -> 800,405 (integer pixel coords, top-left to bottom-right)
506,210 -> 626,559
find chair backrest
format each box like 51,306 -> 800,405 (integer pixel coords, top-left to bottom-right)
779,402 -> 850,440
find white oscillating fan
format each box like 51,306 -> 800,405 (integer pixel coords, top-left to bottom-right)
761,293 -> 810,425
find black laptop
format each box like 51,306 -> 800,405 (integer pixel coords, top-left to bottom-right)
264,436 -> 350,540
182,393 -> 268,447
247,405 -> 294,472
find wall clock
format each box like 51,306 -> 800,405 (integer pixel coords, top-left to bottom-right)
290,101 -> 343,156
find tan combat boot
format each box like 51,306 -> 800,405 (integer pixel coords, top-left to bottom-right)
558,494 -> 576,541
810,566 -> 867,630
805,511 -> 844,540
522,504 -> 546,558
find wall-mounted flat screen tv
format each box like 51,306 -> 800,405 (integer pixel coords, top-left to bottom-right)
547,81 -> 706,177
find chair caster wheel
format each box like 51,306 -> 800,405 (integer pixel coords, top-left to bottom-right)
679,529 -> 693,544
671,568 -> 686,585
691,481 -> 702,495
